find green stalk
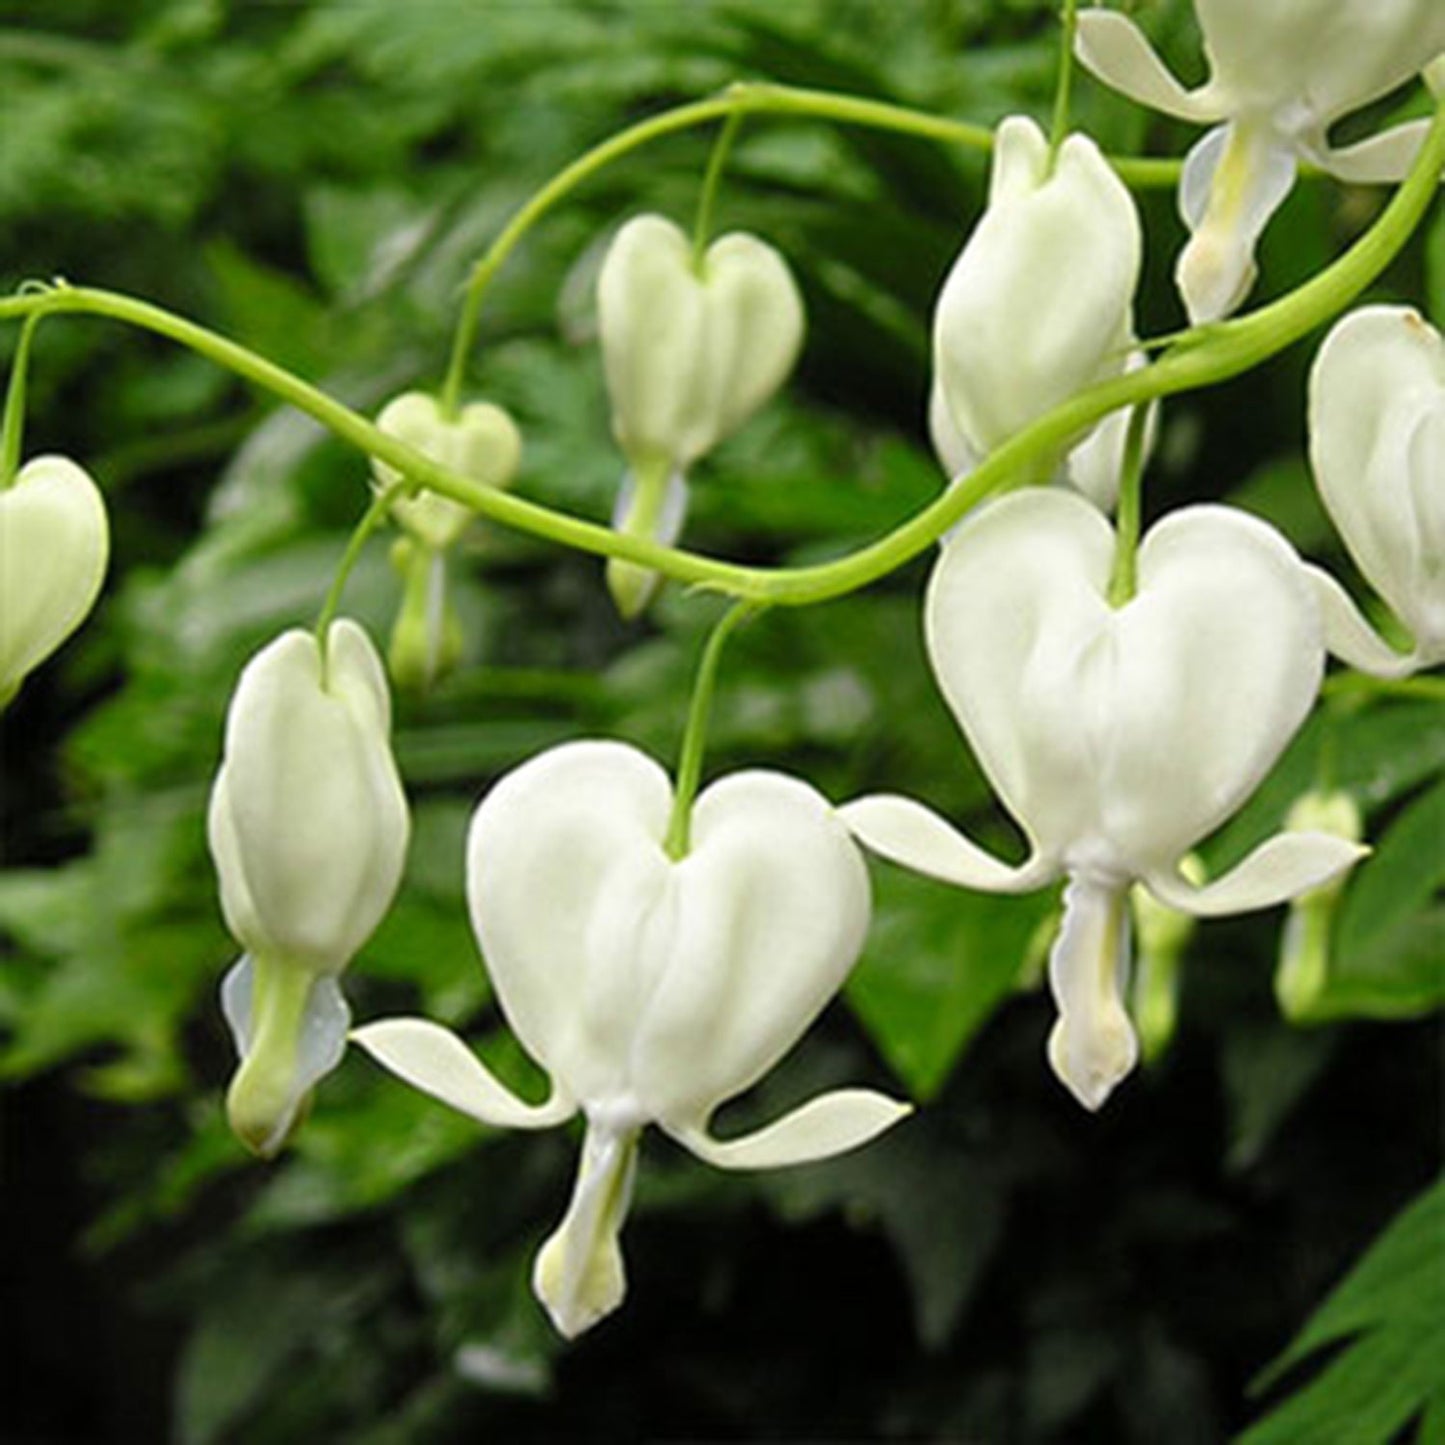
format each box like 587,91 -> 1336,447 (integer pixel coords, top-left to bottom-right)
0,313 -> 42,488
693,111 -> 744,268
1047,0 -> 1081,167
664,602 -> 757,860
1106,402 -> 1152,606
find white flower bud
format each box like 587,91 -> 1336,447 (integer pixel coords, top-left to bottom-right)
931,115 -> 1141,494
0,455 -> 108,707
372,390 -> 521,550
209,618 -> 409,1156
598,213 -> 804,476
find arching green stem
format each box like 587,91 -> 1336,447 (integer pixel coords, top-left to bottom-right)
664,601 -> 758,860
1106,402 -> 1152,606
1047,0 -> 1081,167
0,312 -> 42,489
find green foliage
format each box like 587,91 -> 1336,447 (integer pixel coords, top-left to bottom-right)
1240,1176 -> 1445,1445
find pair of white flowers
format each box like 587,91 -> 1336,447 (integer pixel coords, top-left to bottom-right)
210,615 -> 910,1335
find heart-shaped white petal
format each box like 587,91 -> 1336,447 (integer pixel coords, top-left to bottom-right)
0,455 -> 108,705
925,488 -> 1325,879
372,391 -> 522,549
598,214 -> 803,473
466,741 -> 875,1134
1309,306 -> 1445,662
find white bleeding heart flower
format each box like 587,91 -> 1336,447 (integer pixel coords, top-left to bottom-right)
372,390 -> 522,550
1076,2 -> 1445,322
930,115 -> 1145,511
209,619 -> 410,1157
1304,305 -> 1445,675
0,455 -> 108,708
596,213 -> 804,615
840,488 -> 1365,1111
354,740 -> 909,1338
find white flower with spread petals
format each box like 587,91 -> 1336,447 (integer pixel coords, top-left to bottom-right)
597,214 -> 804,615
929,115 -> 1145,511
209,619 -> 410,1157
0,455 -> 108,708
1305,306 -> 1445,675
354,740 -> 910,1338
840,489 -> 1365,1111
1076,2 -> 1445,322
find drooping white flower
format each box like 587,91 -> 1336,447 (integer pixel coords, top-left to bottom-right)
209,619 -> 410,1157
596,214 -> 804,615
930,114 -> 1144,511
0,455 -> 108,708
371,390 -> 522,688
1305,305 -> 1445,675
840,488 -> 1365,1111
354,740 -> 909,1338
1076,2 -> 1445,322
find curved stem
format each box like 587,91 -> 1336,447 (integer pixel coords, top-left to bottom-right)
314,480 -> 405,653
1047,0 -> 1081,166
1,312 -> 42,488
1106,403 -> 1151,606
693,111 -> 744,267
664,601 -> 758,860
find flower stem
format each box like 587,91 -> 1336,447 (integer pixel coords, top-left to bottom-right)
664,601 -> 758,860
1047,0 -> 1081,168
314,480 -> 406,667
693,110 -> 744,268
1107,402 -> 1152,606
0,312 -> 42,489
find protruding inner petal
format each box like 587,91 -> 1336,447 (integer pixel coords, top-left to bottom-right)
1074,10 -> 1224,122
1176,122 -> 1298,323
1045,876 -> 1138,1112
838,794 -> 1057,893
607,460 -> 690,618
222,954 -> 350,1158
667,1087 -> 912,1171
351,1016 -> 576,1129
1142,832 -> 1367,918
1315,119 -> 1431,184
533,1120 -> 640,1339
1304,564 -> 1420,679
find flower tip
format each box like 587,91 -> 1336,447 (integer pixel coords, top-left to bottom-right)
224,1059 -> 308,1159
606,556 -> 660,619
1046,1013 -> 1138,1112
532,1214 -> 627,1341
